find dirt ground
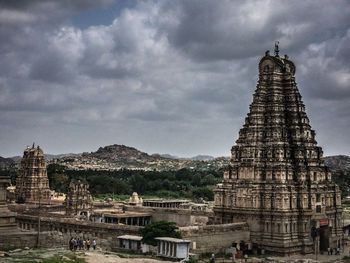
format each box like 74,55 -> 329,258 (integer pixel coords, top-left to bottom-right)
84,251 -> 175,263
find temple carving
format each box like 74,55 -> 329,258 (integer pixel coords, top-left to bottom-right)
65,180 -> 93,218
213,46 -> 343,254
15,145 -> 51,203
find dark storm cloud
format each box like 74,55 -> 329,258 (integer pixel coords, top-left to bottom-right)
156,0 -> 350,61
296,31 -> 350,101
0,0 -> 113,13
0,0 -> 349,157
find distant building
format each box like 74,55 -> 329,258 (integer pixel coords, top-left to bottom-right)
128,192 -> 143,206
65,180 -> 93,218
156,237 -> 190,260
0,176 -> 17,232
214,45 -> 343,254
143,199 -> 189,208
15,145 -> 50,203
117,235 -> 149,253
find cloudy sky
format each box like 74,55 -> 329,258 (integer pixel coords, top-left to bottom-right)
1,0 -> 350,157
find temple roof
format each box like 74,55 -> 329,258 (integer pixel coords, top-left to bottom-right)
259,49 -> 296,75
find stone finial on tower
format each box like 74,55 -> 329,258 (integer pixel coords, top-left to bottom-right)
265,50 -> 270,56
274,41 -> 279,57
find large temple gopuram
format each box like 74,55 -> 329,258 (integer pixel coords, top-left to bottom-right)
213,44 -> 343,255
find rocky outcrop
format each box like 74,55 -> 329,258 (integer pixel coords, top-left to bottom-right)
84,144 -> 161,162
0,156 -> 14,169
324,155 -> 350,171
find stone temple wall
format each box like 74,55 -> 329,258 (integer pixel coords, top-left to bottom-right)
180,222 -> 250,254
0,232 -> 38,250
16,214 -> 140,250
124,205 -> 211,227
14,213 -> 247,254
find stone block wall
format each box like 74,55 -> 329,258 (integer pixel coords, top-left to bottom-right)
180,222 -> 250,254
16,214 -> 140,250
125,205 -> 212,226
0,232 -> 38,250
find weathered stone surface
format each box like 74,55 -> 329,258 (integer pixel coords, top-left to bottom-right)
64,179 -> 93,218
180,223 -> 250,254
0,176 -> 17,233
213,46 -> 343,255
15,145 -> 51,203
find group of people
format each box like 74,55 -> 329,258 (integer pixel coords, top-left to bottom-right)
327,247 -> 340,255
69,237 -> 97,251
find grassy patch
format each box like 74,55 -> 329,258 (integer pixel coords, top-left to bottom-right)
41,255 -> 86,263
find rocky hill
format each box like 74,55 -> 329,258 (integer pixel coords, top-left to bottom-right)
324,155 -> 350,171
6,143 -> 348,173
54,144 -> 229,171
84,144 -> 162,162
9,153 -> 81,163
50,145 -> 350,172
0,156 -> 14,169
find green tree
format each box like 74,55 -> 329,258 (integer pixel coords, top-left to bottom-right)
47,164 -> 69,193
191,186 -> 214,201
139,221 -> 182,246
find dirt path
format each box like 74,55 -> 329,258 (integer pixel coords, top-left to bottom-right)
84,251 -> 175,263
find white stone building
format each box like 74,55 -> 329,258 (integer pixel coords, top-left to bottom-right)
156,237 -> 190,260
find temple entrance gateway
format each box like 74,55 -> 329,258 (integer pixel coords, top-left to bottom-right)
213,45 -> 343,254
319,226 -> 330,251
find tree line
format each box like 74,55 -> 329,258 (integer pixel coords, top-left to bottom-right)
46,164 -> 222,201
3,164 -> 349,201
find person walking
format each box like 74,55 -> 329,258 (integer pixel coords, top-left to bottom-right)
83,239 -> 86,250
77,238 -> 81,250
69,237 -> 73,251
244,253 -> 248,262
73,238 -> 78,251
87,238 -> 91,250
209,253 -> 215,263
92,239 -> 96,250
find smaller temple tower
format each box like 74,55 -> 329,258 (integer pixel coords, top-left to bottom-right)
65,180 -> 93,218
128,192 -> 143,206
15,145 -> 51,203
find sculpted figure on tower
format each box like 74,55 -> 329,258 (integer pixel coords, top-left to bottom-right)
214,46 -> 342,254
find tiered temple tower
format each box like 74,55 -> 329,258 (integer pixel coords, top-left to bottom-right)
65,180 -> 93,218
213,45 -> 342,254
15,145 -> 51,203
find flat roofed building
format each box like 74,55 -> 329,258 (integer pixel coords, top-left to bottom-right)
143,199 -> 189,208
92,212 -> 151,226
156,237 -> 190,260
117,235 -> 149,253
